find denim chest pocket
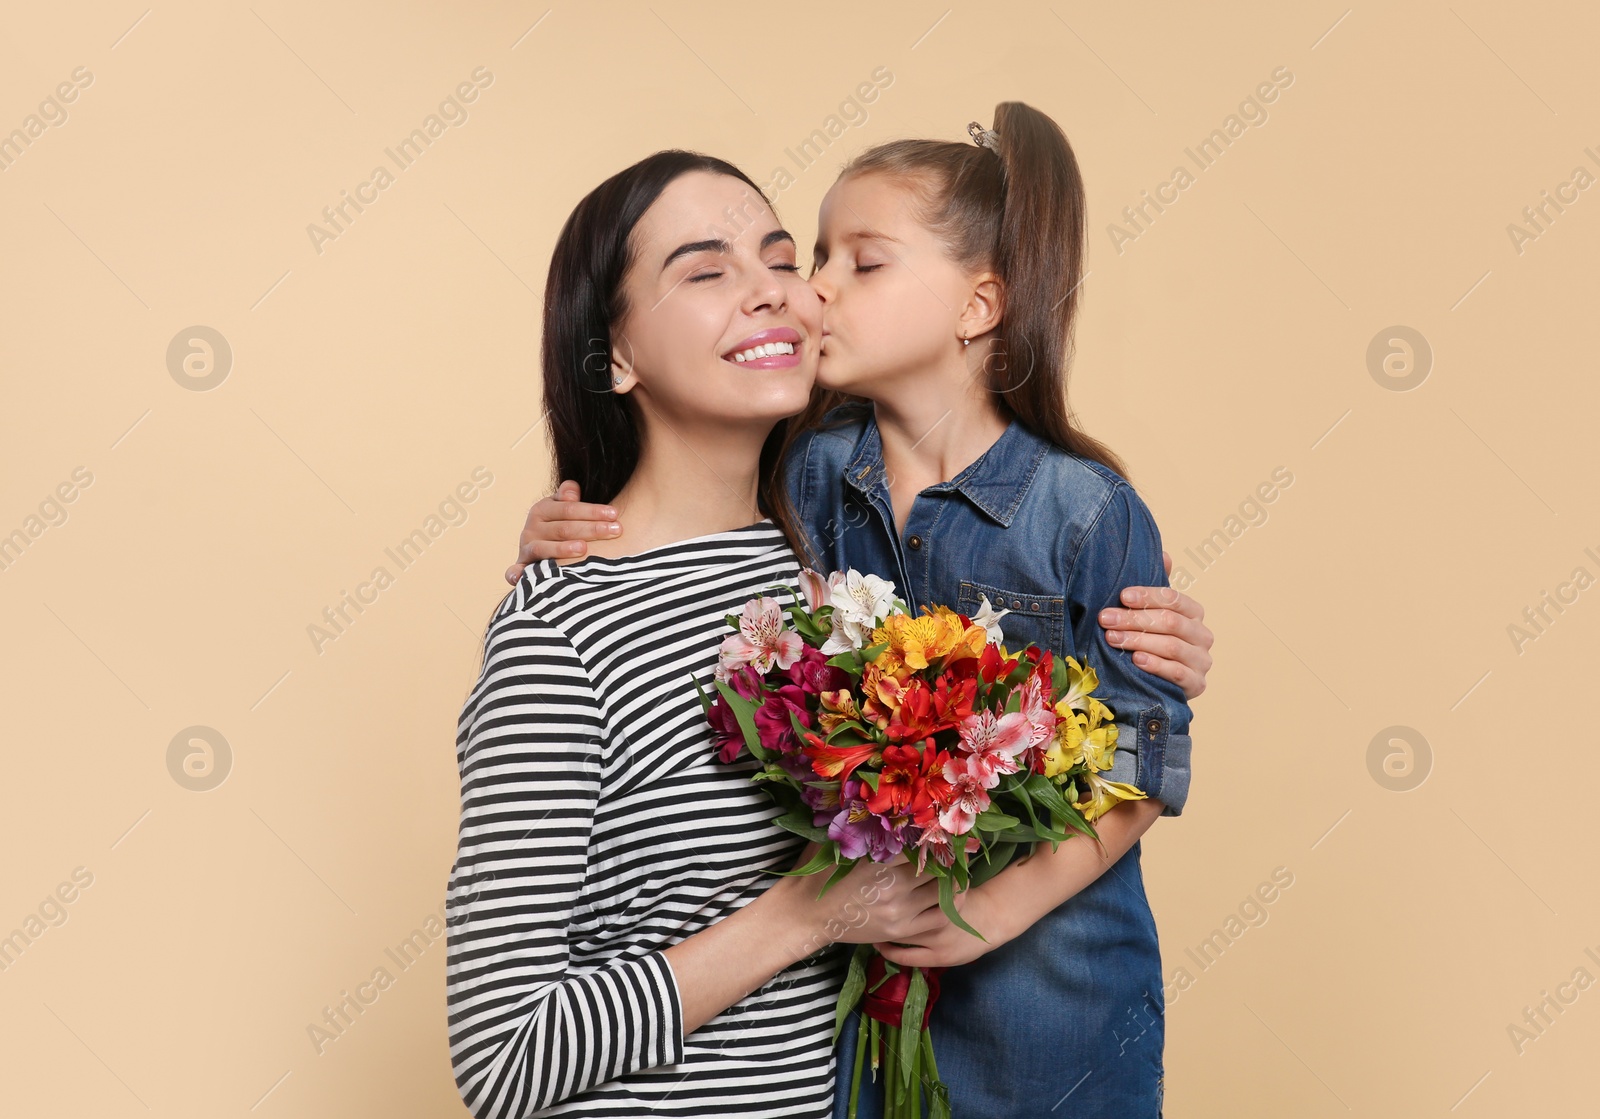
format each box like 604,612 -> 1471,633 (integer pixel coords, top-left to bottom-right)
956,579 -> 1065,653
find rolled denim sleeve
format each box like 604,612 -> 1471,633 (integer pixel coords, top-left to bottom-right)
1067,482 -> 1195,815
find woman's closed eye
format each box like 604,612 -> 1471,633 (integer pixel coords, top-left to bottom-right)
688,261 -> 802,282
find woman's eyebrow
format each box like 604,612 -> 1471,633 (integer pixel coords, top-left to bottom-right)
661,228 -> 796,273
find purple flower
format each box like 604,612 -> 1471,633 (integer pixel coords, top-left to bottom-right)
826,777 -> 907,862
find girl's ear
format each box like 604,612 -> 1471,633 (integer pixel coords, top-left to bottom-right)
960,272 -> 1005,340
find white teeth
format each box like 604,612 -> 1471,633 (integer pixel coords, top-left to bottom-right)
730,341 -> 796,362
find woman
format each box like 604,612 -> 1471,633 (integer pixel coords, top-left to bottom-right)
446,152 -> 951,1118
506,104 -> 1217,1117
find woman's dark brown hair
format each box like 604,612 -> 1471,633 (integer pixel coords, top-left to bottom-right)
541,149 -> 809,557
793,101 -> 1129,481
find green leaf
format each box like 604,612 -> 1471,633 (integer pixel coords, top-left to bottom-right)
772,845 -> 835,878
857,769 -> 880,792
858,641 -> 889,661
771,807 -> 830,843
833,944 -> 872,1043
826,721 -> 872,744
725,612 -> 741,630
975,805 -> 1021,831
691,674 -> 713,715
937,874 -> 986,941
969,840 -> 1017,887
898,968 -> 927,1089
788,707 -> 816,747
713,679 -> 768,762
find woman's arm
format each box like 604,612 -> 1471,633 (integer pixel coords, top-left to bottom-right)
505,483 -> 1216,702
447,601 -> 948,1116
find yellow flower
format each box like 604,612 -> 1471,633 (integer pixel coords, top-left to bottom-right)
1040,712 -> 1086,777
872,610 -> 977,670
1057,656 -> 1113,722
1075,770 -> 1147,821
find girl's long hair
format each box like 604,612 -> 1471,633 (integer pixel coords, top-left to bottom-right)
793,102 -> 1129,481
541,150 -> 809,557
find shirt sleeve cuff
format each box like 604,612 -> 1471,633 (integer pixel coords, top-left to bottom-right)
1107,712 -> 1192,817
644,949 -> 687,1066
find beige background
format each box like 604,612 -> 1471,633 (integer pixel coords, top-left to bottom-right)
2,1 -> 1595,1115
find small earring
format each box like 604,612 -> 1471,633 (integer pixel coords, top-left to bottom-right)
612,372 -> 624,385
961,333 -> 970,347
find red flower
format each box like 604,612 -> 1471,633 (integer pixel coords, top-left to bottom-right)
803,732 -> 882,781
867,741 -> 953,823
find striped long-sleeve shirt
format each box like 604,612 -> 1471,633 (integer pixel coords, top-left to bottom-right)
446,519 -> 848,1118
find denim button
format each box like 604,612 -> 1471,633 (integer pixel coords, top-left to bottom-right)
907,534 -> 922,550
1147,718 -> 1161,734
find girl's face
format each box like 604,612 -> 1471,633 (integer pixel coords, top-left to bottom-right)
612,170 -> 820,434
808,172 -> 986,398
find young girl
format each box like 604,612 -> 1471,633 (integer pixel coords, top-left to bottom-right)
447,151 -> 950,1118
509,103 -> 1214,1117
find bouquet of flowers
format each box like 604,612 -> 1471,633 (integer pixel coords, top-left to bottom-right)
695,569 -> 1146,1119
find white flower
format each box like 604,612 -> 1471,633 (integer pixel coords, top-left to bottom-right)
819,569 -> 900,654
969,593 -> 1011,645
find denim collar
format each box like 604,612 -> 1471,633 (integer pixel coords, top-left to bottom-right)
842,407 -> 1052,528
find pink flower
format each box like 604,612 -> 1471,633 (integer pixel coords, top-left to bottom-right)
938,753 -> 992,835
955,708 -> 1032,787
798,568 -> 832,612
717,596 -> 804,679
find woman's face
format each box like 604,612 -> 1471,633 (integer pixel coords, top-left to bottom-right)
611,170 -> 819,436
808,172 -> 977,398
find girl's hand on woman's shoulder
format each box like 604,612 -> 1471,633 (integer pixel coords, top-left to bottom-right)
506,480 -> 621,583
1097,550 -> 1215,700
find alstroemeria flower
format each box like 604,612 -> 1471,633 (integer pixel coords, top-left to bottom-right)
1056,655 -> 1114,724
798,568 -> 832,612
1075,769 -> 1147,821
820,570 -> 899,654
828,777 -> 906,861
717,596 -> 803,679
968,593 -> 1011,645
802,733 -> 882,781
872,609 -> 985,671
753,683 -> 812,755
938,753 -> 992,835
707,665 -> 763,762
782,643 -> 850,697
955,707 -> 1032,787
866,742 -> 952,824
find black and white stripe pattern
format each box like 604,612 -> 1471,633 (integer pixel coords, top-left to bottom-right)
447,520 -> 847,1118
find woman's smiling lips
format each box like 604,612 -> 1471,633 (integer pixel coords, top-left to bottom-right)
722,326 -> 803,369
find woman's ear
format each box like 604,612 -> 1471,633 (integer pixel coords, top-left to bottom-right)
609,337 -> 635,394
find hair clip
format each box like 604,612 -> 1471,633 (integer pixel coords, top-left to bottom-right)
967,121 -> 1000,151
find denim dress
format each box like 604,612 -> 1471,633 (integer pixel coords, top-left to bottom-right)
785,403 -> 1194,1119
